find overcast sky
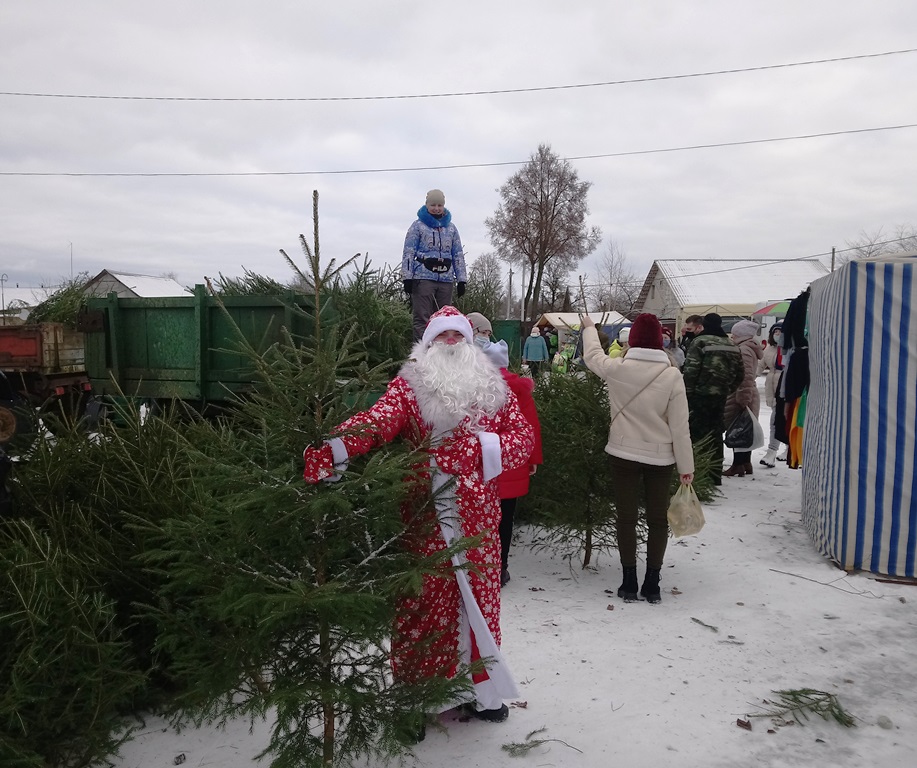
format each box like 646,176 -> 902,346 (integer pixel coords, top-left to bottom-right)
2,1 -> 916,299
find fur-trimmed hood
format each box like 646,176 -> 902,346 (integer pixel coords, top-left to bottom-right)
417,206 -> 452,228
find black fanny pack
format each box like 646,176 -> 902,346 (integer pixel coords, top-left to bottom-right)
420,256 -> 452,273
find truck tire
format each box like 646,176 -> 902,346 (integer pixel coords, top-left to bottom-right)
0,406 -> 16,443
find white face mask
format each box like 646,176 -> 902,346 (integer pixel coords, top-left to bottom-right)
773,332 -> 783,344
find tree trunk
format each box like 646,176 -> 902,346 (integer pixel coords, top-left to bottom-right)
583,523 -> 593,568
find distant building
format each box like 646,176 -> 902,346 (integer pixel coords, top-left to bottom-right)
0,271 -> 189,325
83,270 -> 189,299
634,258 -> 831,330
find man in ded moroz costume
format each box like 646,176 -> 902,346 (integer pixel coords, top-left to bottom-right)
302,306 -> 534,728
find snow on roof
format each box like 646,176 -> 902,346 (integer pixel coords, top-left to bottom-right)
1,286 -> 45,308
536,310 -> 628,329
656,258 -> 830,306
105,272 -> 189,297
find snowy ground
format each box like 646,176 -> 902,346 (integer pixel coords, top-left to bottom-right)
112,403 -> 917,768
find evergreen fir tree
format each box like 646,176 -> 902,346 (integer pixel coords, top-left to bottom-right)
138,192 -> 471,767
524,367 -> 718,570
526,370 -> 619,568
1,400 -> 195,767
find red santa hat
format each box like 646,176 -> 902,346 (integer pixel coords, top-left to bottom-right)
420,305 -> 474,347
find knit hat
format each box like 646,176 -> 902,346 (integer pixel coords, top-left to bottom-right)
425,189 -> 445,206
702,313 -> 723,332
731,320 -> 759,341
627,313 -> 664,350
421,305 -> 473,347
465,312 -> 492,335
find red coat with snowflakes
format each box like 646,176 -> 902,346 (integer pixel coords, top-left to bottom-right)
302,374 -> 534,687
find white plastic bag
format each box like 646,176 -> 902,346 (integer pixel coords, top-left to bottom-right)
750,406 -> 765,450
667,483 -> 705,538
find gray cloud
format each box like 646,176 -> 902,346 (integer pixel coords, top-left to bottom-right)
2,1 -> 916,294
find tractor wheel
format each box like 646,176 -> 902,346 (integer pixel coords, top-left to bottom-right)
0,406 -> 16,443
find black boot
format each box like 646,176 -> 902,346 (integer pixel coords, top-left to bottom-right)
463,702 -> 509,722
617,565 -> 639,602
640,568 -> 662,604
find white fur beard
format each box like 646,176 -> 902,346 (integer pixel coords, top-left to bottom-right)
403,341 -> 507,434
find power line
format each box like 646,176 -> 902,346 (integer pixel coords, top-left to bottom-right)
2,48 -> 915,102
3,122 -> 916,178
576,235 -> 917,290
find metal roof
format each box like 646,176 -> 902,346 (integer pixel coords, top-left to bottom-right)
103,271 -> 189,297
656,259 -> 830,306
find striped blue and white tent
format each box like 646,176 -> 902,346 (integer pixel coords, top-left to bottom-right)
804,252 -> 917,577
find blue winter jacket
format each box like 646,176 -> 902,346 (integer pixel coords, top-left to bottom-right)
402,207 -> 467,283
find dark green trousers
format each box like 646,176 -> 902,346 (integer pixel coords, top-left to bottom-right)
609,455 -> 674,570
687,393 -> 727,484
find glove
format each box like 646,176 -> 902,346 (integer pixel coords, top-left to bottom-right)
403,279 -> 413,295
456,282 -> 466,298
302,444 -> 335,484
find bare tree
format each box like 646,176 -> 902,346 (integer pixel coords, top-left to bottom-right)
485,144 -> 601,321
462,252 -> 506,320
539,259 -> 571,314
584,240 -> 641,315
842,224 -> 917,263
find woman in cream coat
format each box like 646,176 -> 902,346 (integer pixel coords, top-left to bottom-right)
581,313 -> 694,604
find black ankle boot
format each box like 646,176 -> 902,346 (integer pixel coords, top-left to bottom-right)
640,568 -> 662,604
617,565 -> 639,602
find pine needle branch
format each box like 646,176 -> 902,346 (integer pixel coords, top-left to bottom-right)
748,688 -> 856,727
501,726 -> 583,756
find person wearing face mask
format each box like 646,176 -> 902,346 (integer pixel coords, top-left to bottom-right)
757,323 -> 787,467
467,312 -> 543,588
663,328 -> 685,367
722,320 -> 764,477
522,325 -> 549,379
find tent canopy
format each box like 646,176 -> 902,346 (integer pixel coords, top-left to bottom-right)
804,252 -> 917,577
536,311 -> 627,330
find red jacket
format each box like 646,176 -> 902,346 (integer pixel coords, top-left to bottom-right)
497,370 -> 543,499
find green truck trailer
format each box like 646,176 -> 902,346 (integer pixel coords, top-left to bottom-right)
79,285 -> 322,409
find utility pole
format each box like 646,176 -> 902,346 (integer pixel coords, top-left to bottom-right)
506,268 -> 513,319
520,261 -> 526,322
0,274 -> 7,326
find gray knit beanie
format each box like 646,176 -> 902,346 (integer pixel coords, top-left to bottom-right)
425,189 -> 445,206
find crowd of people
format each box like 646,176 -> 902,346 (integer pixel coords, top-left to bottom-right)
302,187 -> 790,739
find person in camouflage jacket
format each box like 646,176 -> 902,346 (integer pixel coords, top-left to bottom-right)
681,313 -> 744,485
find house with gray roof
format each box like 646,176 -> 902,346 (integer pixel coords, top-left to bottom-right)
83,270 -> 189,299
634,258 -> 831,328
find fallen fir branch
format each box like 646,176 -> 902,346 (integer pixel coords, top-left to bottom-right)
690,617 -> 719,632
501,726 -> 584,756
748,689 -> 856,727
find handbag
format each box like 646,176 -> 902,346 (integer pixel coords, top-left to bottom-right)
667,483 -> 705,537
724,406 -> 756,449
